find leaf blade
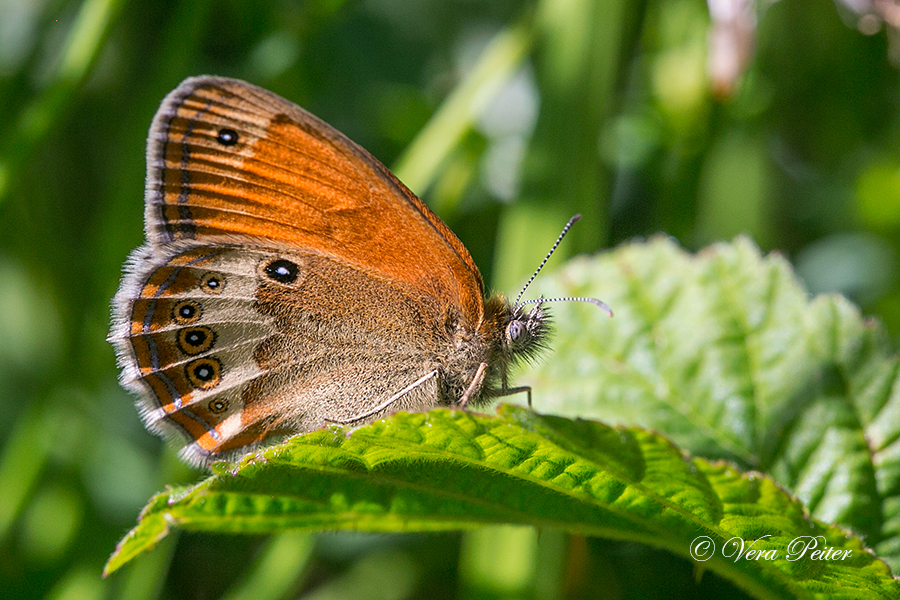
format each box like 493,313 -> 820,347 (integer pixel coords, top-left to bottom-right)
107,407 -> 898,599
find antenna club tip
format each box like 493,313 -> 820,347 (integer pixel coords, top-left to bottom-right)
588,298 -> 614,317
571,213 -> 582,222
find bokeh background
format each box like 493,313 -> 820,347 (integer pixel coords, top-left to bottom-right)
2,0 -> 899,598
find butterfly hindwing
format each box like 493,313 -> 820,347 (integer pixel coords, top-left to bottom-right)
112,242 -> 449,464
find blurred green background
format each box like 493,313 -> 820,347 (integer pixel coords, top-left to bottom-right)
1,0 -> 899,598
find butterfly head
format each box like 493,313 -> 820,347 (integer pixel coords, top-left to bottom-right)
500,213 -> 612,362
503,299 -> 550,365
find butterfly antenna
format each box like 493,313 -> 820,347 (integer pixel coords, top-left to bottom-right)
513,214 -> 582,309
518,296 -> 613,317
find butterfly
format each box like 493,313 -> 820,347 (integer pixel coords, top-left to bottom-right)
110,76 -> 609,466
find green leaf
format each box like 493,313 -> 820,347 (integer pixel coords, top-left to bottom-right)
106,406 -> 896,597
523,236 -> 900,570
107,238 -> 900,597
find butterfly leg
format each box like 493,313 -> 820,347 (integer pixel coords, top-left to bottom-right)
459,362 -> 488,409
324,369 -> 439,424
494,366 -> 533,406
498,386 -> 532,408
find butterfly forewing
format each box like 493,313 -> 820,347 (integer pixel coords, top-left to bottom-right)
147,76 -> 484,324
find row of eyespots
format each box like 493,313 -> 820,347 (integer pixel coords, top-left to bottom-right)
194,258 -> 300,296
175,275 -> 224,392
171,298 -> 217,358
151,256 -> 299,413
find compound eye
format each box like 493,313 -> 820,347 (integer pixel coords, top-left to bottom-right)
506,320 -> 527,343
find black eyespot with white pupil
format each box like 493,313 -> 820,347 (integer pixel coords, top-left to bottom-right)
172,300 -> 201,324
264,259 -> 299,284
187,330 -> 204,344
208,399 -> 228,414
186,357 -> 222,390
200,272 -> 224,294
177,326 -> 215,355
216,128 -> 238,146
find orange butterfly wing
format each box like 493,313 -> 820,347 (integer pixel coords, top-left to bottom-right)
146,76 -> 484,325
